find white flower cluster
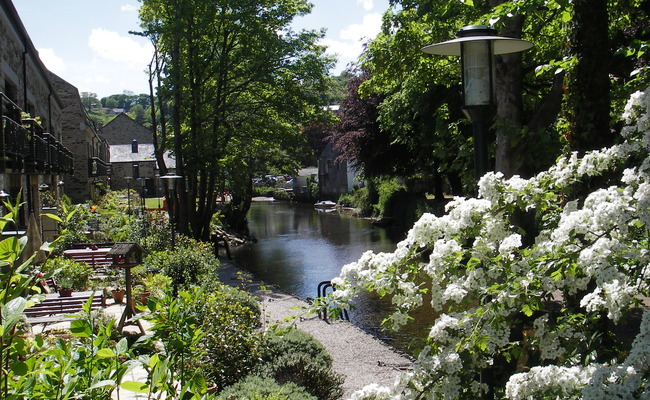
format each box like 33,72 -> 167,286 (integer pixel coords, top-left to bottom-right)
505,365 -> 597,400
349,383 -> 393,400
336,86 -> 650,399
582,310 -> 650,399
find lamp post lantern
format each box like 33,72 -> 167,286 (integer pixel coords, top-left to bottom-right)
160,173 -> 182,249
422,25 -> 533,180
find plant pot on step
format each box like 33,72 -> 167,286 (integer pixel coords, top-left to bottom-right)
59,288 -> 73,297
111,289 -> 126,304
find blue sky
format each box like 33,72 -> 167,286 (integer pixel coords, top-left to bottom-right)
13,0 -> 390,99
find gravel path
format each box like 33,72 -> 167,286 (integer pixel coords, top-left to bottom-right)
217,260 -> 412,399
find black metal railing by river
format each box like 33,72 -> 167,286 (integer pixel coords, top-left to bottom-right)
316,281 -> 350,322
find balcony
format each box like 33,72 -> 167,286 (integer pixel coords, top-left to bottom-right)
1,92 -> 75,175
1,93 -> 27,172
23,118 -> 47,173
88,157 -> 111,177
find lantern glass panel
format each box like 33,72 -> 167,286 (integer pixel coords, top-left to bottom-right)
462,40 -> 492,106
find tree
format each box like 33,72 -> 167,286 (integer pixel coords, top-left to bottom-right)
80,92 -> 98,111
353,0 -> 648,192
139,0 -> 333,239
331,85 -> 650,399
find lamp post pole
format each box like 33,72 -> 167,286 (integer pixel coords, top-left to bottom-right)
125,177 -> 132,214
422,25 -> 533,181
160,173 -> 182,249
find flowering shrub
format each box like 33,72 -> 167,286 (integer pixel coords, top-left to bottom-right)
331,86 -> 650,399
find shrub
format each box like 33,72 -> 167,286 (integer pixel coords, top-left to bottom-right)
255,353 -> 344,400
146,284 -> 262,391
46,202 -> 92,254
100,212 -> 142,243
193,284 -> 262,389
217,376 -> 317,400
255,328 -> 344,400
42,257 -> 93,290
338,185 -> 372,216
142,237 -> 218,292
262,328 -> 333,368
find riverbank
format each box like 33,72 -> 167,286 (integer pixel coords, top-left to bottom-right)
217,258 -> 412,399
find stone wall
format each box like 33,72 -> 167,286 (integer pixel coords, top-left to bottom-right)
99,113 -> 153,145
0,2 -> 62,137
52,73 -> 108,203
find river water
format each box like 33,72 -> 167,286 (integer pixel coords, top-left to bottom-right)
230,201 -> 415,349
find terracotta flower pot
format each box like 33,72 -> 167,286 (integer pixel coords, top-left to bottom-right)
59,288 -> 73,297
111,289 -> 126,304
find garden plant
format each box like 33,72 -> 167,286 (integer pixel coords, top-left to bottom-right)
330,87 -> 650,399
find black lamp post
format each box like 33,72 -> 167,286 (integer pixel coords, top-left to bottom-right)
125,176 -> 132,214
422,25 -> 533,180
160,173 -> 182,249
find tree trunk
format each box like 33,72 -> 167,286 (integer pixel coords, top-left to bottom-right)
492,14 -> 526,178
569,0 -> 611,153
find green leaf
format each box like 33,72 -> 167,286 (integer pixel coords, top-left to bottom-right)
121,381 -> 150,393
70,319 -> 92,337
89,379 -> 117,390
522,304 -> 535,317
96,348 -> 116,358
2,297 -> 27,332
42,213 -> 63,223
10,361 -> 28,376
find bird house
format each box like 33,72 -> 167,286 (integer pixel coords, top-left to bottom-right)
108,242 -> 146,266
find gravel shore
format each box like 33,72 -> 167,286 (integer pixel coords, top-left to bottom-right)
217,259 -> 412,399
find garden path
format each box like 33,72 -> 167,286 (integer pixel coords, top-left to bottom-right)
217,259 -> 413,399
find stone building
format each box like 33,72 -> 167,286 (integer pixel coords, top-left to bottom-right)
318,142 -> 362,201
51,73 -> 110,204
99,113 -> 174,197
0,0 -> 72,229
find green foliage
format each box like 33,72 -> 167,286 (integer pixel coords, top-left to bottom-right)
41,256 -> 93,290
44,201 -> 92,254
142,237 -> 218,292
252,187 -> 294,201
260,328 -> 333,371
254,353 -> 344,400
337,185 -> 372,216
218,376 -> 317,400
146,285 -> 262,392
373,178 -> 406,217
139,0 -> 334,240
100,212 -> 143,243
140,211 -> 172,252
255,329 -> 343,400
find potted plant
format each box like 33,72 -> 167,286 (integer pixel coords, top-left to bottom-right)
110,275 -> 126,304
57,277 -> 74,297
43,257 -> 93,295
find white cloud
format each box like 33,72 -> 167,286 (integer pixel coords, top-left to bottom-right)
37,48 -> 66,73
357,0 -> 375,11
88,28 -> 153,68
339,12 -> 383,43
121,4 -> 138,12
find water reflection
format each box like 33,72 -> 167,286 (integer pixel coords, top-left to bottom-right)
232,202 -> 397,299
231,201 -> 426,353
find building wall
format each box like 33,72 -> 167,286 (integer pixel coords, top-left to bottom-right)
0,0 -> 65,226
99,113 -> 153,145
111,161 -> 159,196
51,73 -> 109,203
0,0 -> 62,138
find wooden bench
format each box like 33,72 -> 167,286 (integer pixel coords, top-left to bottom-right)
24,291 -> 105,328
63,245 -> 114,270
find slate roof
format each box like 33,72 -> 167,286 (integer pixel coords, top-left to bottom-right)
110,144 -> 176,167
